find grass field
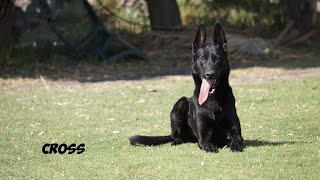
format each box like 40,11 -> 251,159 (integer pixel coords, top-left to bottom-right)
1,74 -> 320,179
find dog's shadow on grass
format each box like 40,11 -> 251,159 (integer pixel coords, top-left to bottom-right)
244,139 -> 299,148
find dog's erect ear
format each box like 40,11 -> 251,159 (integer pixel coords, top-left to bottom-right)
192,23 -> 206,53
213,22 -> 227,52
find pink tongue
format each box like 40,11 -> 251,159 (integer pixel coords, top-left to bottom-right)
198,79 -> 213,105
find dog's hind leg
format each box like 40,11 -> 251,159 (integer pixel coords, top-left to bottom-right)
170,97 -> 193,146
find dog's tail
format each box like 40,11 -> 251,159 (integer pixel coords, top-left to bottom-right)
129,135 -> 173,146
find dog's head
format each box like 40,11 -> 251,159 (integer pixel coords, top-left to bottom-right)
191,22 -> 228,105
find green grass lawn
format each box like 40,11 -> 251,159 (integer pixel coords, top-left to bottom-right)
1,75 -> 319,179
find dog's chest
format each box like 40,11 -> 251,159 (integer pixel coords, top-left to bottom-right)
194,97 -> 222,120
204,96 -> 222,112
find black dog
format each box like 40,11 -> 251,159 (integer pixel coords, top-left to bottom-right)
130,22 -> 244,153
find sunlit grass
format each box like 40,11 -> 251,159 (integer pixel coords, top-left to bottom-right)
1,75 -> 319,179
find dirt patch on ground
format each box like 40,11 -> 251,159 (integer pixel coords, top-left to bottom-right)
1,67 -> 320,90
1,25 -> 319,88
230,67 -> 320,84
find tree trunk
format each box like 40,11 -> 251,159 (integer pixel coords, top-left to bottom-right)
146,0 -> 182,31
282,0 -> 317,33
0,0 -> 15,48
275,0 -> 318,46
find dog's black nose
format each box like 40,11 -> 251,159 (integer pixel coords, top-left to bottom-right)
206,72 -> 215,79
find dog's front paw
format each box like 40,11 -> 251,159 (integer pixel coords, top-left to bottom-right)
203,144 -> 219,153
230,142 -> 243,152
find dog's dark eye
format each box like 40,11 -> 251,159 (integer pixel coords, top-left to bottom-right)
212,55 -> 218,63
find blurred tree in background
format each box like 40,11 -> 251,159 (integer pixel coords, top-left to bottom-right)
0,0 -> 318,62
276,0 -> 317,46
146,0 -> 182,30
282,0 -> 317,33
0,0 -> 15,48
